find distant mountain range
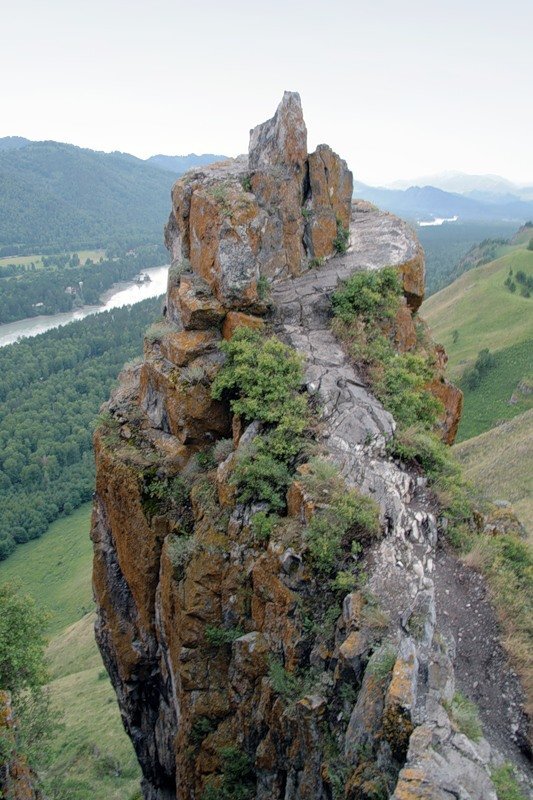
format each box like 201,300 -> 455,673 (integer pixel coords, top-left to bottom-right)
1,134 -> 532,250
388,170 -> 533,200
354,181 -> 533,224
146,153 -> 227,173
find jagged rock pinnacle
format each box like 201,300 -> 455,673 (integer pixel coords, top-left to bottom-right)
248,91 -> 308,172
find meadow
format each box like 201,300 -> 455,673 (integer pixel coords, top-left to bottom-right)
0,504 -> 141,799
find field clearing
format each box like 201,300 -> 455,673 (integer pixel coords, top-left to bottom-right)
0,248 -> 106,270
422,247 -> 533,381
43,614 -> 140,800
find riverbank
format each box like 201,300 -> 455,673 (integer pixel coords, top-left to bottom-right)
0,265 -> 168,348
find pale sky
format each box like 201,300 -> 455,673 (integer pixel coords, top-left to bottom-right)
2,0 -> 532,185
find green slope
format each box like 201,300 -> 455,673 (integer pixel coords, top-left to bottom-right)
422,245 -> 533,383
455,339 -> 533,441
0,504 -> 141,799
454,409 -> 533,540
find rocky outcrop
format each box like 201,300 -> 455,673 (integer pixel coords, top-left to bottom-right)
91,95 -> 527,800
165,91 -> 353,310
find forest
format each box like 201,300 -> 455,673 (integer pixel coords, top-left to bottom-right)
0,244 -> 167,323
0,296 -> 162,559
0,140 -> 177,248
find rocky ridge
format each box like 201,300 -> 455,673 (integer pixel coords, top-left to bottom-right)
91,93 -> 529,799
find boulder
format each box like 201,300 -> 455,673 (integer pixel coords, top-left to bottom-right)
177,274 -> 226,330
222,311 -> 265,340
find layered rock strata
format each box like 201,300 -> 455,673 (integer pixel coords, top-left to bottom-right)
91,94 -> 525,800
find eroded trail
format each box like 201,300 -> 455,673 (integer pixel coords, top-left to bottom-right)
272,203 -> 532,792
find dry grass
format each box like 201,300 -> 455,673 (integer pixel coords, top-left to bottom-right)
454,409 -> 533,541
462,533 -> 533,715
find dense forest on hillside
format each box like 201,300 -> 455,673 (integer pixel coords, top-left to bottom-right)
0,141 -> 177,248
0,244 -> 166,323
0,296 -> 161,559
418,220 -> 517,295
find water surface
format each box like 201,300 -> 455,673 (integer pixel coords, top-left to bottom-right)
0,266 -> 168,348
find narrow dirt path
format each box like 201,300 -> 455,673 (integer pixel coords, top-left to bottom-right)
434,547 -> 532,779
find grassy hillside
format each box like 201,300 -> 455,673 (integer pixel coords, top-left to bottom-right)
0,505 -> 93,636
423,236 -> 532,532
455,339 -> 533,441
0,141 -> 178,249
454,409 -> 533,540
422,245 -> 533,382
0,504 -> 141,798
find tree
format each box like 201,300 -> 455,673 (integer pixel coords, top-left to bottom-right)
0,583 -> 47,695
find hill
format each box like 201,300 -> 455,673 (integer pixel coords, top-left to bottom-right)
0,136 -> 31,151
353,180 -> 533,223
422,245 -> 533,383
422,235 -> 533,527
454,410 -> 533,540
146,152 -> 227,172
0,504 -> 140,798
0,139 -> 228,250
0,141 -> 180,249
388,170 -> 533,200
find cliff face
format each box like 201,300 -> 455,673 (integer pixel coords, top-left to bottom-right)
89,93 -> 509,800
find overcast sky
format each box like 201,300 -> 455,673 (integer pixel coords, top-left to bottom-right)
2,0 -> 532,185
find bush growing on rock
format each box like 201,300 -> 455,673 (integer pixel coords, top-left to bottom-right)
212,328 -> 307,440
231,442 -> 292,510
332,267 -> 402,323
306,483 -> 381,573
444,691 -> 482,742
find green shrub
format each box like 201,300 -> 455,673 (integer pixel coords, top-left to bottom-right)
167,535 -> 197,579
331,570 -> 358,594
306,487 -> 381,573
333,217 -> 350,254
212,328 -> 306,430
256,275 -> 270,301
372,352 -> 443,429
142,473 -> 190,519
250,511 -> 279,542
444,691 -> 482,741
213,438 -> 234,464
491,762 -> 528,800
240,175 -> 252,193
202,745 -> 255,800
205,625 -> 244,647
231,442 -> 292,510
367,646 -> 396,681
190,716 -> 216,746
332,267 -> 402,323
388,425 -> 454,479
267,657 -> 300,700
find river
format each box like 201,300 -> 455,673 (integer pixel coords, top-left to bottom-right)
0,265 -> 169,348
